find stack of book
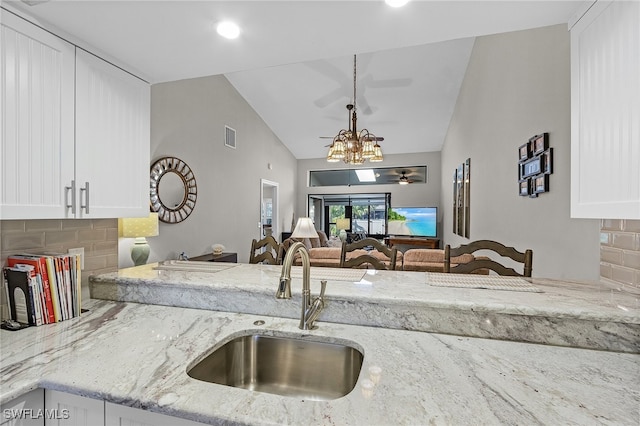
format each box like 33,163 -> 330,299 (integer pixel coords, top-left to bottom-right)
3,253 -> 82,326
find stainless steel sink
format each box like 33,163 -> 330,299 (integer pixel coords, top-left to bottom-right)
187,333 -> 364,401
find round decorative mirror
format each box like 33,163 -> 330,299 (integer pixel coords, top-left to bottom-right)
150,157 -> 197,223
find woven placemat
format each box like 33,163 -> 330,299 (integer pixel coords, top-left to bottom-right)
427,273 -> 542,292
290,266 -> 366,282
154,260 -> 237,273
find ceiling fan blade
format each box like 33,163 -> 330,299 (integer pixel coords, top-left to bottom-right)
361,136 -> 384,143
314,87 -> 347,108
356,54 -> 372,73
367,77 -> 413,88
357,95 -> 373,115
305,60 -> 351,85
305,60 -> 353,108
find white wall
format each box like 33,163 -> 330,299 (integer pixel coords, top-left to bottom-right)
441,24 -> 600,281
297,152 -> 442,236
119,74 -> 297,266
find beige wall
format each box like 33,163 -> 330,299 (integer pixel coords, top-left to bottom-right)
0,219 -> 118,320
440,24 -> 600,281
124,74 -> 298,266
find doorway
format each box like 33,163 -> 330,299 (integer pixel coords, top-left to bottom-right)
308,193 -> 391,238
260,179 -> 279,240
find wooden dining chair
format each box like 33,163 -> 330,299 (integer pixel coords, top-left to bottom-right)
249,235 -> 284,265
339,238 -> 398,270
444,240 -> 533,277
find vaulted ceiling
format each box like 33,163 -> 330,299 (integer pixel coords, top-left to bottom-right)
5,1 -> 581,158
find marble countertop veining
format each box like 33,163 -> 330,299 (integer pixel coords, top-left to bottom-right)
89,263 -> 640,353
1,300 -> 638,425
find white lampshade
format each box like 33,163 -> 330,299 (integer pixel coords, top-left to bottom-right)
291,217 -> 318,238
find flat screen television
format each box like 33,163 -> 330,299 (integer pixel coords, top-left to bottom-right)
387,207 -> 437,238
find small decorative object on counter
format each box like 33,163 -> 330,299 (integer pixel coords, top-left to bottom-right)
212,244 -> 225,255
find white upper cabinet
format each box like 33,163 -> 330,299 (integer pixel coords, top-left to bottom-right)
1,10 -> 75,219
0,9 -> 150,220
570,0 -> 640,219
75,49 -> 150,218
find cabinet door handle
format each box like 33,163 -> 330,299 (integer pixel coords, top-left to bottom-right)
80,181 -> 90,214
65,180 -> 76,214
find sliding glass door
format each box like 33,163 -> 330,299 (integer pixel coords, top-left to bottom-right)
308,193 -> 391,238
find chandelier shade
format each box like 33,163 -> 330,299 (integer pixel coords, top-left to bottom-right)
326,55 -> 384,164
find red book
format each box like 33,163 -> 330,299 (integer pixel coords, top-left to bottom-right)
7,255 -> 55,324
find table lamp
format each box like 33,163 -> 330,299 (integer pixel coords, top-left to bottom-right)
336,218 -> 350,242
120,213 -> 159,266
291,217 -> 318,239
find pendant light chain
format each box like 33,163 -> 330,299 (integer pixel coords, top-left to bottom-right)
353,54 -> 357,110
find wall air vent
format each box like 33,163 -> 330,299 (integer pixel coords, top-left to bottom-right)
225,125 -> 236,149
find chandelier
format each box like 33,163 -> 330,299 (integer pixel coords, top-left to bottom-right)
326,55 -> 383,164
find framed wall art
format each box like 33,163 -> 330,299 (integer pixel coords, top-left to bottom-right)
519,179 -> 530,197
534,174 -> 550,195
532,133 -> 548,155
518,133 -> 552,198
464,158 -> 470,238
453,158 -> 471,237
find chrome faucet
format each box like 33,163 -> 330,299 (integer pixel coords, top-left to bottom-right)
276,241 -> 327,330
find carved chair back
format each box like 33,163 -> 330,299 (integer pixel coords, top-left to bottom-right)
444,239 -> 532,277
340,238 -> 398,271
249,235 -> 283,265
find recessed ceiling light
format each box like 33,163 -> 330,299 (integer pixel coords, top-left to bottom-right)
216,21 -> 240,39
385,0 -> 409,7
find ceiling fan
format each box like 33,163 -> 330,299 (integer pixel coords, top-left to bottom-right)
307,54 -> 412,115
398,171 -> 413,185
388,168 -> 423,184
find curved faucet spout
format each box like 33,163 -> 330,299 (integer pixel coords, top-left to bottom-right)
276,241 -> 326,330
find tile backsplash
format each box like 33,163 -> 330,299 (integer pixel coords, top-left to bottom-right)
1,219 -> 118,320
600,219 -> 640,292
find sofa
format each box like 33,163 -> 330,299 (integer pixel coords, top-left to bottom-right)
402,249 -> 489,274
282,233 -> 403,270
282,234 -> 485,273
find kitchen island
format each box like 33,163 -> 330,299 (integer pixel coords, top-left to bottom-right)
1,300 -> 638,425
90,262 -> 639,353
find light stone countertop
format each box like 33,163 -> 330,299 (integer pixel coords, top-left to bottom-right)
1,300 -> 639,425
90,262 -> 640,353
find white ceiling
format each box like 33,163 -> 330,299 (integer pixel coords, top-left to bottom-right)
4,0 -> 583,159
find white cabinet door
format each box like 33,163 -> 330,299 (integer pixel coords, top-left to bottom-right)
105,402 -> 205,426
0,11 -> 75,220
44,390 -> 103,426
570,0 -> 640,219
75,49 -> 150,219
0,388 -> 44,426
